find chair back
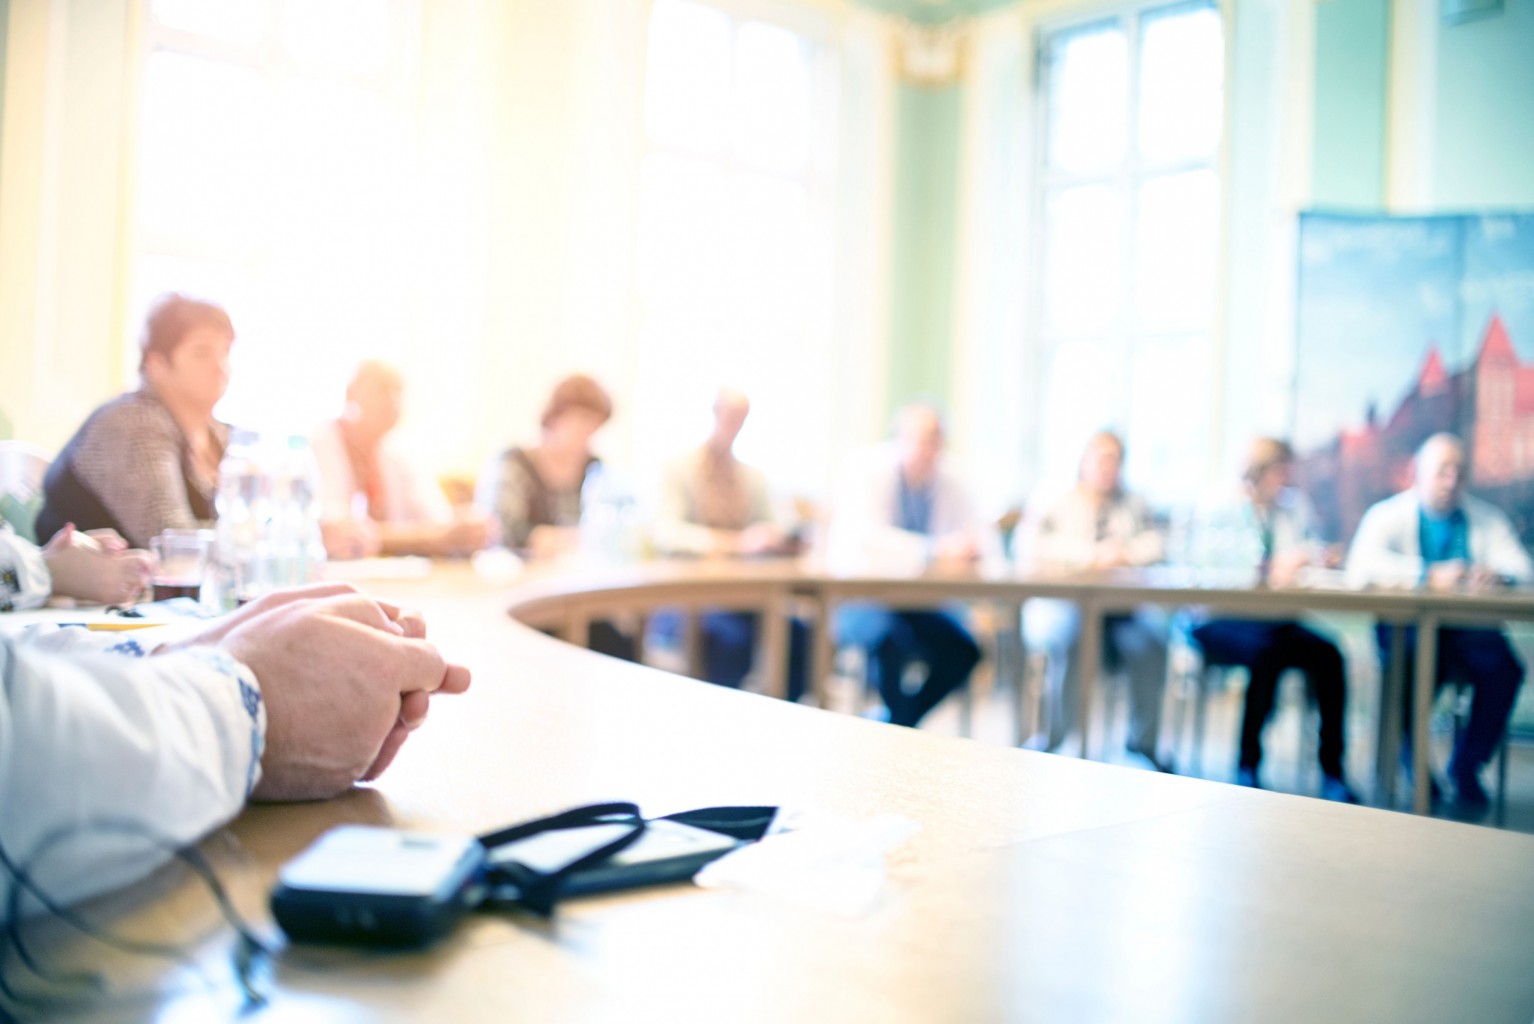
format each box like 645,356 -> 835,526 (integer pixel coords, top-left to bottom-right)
0,442 -> 52,543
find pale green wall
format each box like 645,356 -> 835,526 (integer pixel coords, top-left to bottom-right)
1312,0 -> 1390,208
889,82 -> 962,412
1433,0 -> 1534,207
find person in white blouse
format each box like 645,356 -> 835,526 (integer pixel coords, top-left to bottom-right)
825,404 -> 989,728
0,583 -> 470,914
1020,432 -> 1172,771
311,361 -> 492,559
1346,432 -> 1532,811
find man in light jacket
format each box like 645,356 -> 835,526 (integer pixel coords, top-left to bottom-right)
825,404 -> 990,728
1346,432 -> 1532,810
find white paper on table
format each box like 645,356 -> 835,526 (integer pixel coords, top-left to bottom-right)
693,812 -> 919,917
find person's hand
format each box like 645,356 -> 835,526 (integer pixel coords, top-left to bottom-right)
83,528 -> 130,553
437,512 -> 492,556
932,532 -> 980,566
737,522 -> 788,556
1426,561 -> 1467,591
527,524 -> 579,560
1464,565 -> 1505,592
207,590 -> 470,800
321,518 -> 382,561
1268,550 -> 1310,588
41,523 -> 155,604
1090,539 -> 1129,570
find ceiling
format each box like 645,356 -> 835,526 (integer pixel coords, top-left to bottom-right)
851,0 -> 1022,24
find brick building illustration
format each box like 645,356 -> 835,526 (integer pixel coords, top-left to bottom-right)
1297,313 -> 1534,545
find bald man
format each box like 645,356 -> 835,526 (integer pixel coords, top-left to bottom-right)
311,361 -> 491,559
651,389 -> 809,701
1348,432 -> 1533,811
826,404 -> 986,728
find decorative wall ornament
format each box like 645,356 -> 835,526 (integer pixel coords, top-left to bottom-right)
891,18 -> 970,86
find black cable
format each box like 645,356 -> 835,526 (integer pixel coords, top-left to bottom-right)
0,818 -> 274,1017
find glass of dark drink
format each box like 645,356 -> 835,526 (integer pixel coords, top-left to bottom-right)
150,529 -> 214,607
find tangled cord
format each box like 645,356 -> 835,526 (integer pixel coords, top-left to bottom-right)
0,820 -> 274,1020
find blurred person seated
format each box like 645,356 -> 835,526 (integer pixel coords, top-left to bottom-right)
37,295 -> 234,550
0,583 -> 470,913
477,374 -> 613,559
476,374 -> 635,662
826,403 -> 986,728
650,389 -> 810,702
1347,432 -> 1532,812
1020,431 -> 1172,771
1,520 -> 153,609
312,361 -> 491,559
1189,438 -> 1357,800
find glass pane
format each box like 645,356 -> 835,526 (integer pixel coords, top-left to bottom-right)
152,0 -> 270,45
724,173 -> 810,316
1039,339 -> 1129,486
283,0 -> 392,74
1041,184 -> 1126,337
139,52 -> 273,242
645,0 -> 733,155
1126,334 -> 1212,503
637,153 -> 732,305
733,21 -> 812,174
1044,21 -> 1128,174
1132,169 -> 1220,332
1138,3 -> 1224,164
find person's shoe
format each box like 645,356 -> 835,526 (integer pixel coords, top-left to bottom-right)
1320,774 -> 1360,804
1235,766 -> 1263,789
1127,745 -> 1176,774
1450,769 -> 1490,810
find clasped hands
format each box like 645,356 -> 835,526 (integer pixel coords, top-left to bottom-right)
157,583 -> 471,801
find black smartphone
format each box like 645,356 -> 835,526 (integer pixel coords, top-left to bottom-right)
486,818 -> 742,897
271,827 -> 487,946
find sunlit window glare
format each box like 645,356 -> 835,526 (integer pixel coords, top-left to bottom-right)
634,0 -> 836,495
1036,0 -> 1224,503
135,0 -> 415,437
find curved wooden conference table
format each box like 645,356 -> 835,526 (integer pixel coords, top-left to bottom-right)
21,559 -> 1534,1023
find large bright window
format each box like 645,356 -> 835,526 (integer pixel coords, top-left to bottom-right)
133,0 -> 418,434
1031,1 -> 1224,503
633,0 -> 839,495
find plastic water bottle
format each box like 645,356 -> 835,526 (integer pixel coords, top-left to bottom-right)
270,435 -> 326,587
215,430 -> 272,607
580,465 -> 640,564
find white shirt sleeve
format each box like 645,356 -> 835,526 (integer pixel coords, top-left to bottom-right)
0,634 -> 265,913
0,525 -> 52,611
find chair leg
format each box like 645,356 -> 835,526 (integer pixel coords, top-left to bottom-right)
1496,735 -> 1509,828
1191,666 -> 1213,778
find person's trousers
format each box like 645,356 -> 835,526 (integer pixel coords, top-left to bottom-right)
837,604 -> 982,728
1375,625 -> 1524,778
1022,599 -> 1168,755
650,609 -> 811,703
1192,619 -> 1347,778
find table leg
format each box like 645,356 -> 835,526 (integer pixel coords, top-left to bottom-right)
1076,598 -> 1103,760
682,608 -> 702,680
1002,600 -> 1026,747
567,608 -> 591,650
812,595 -> 836,710
1375,622 -> 1406,809
1412,614 -> 1439,816
760,589 -> 789,701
